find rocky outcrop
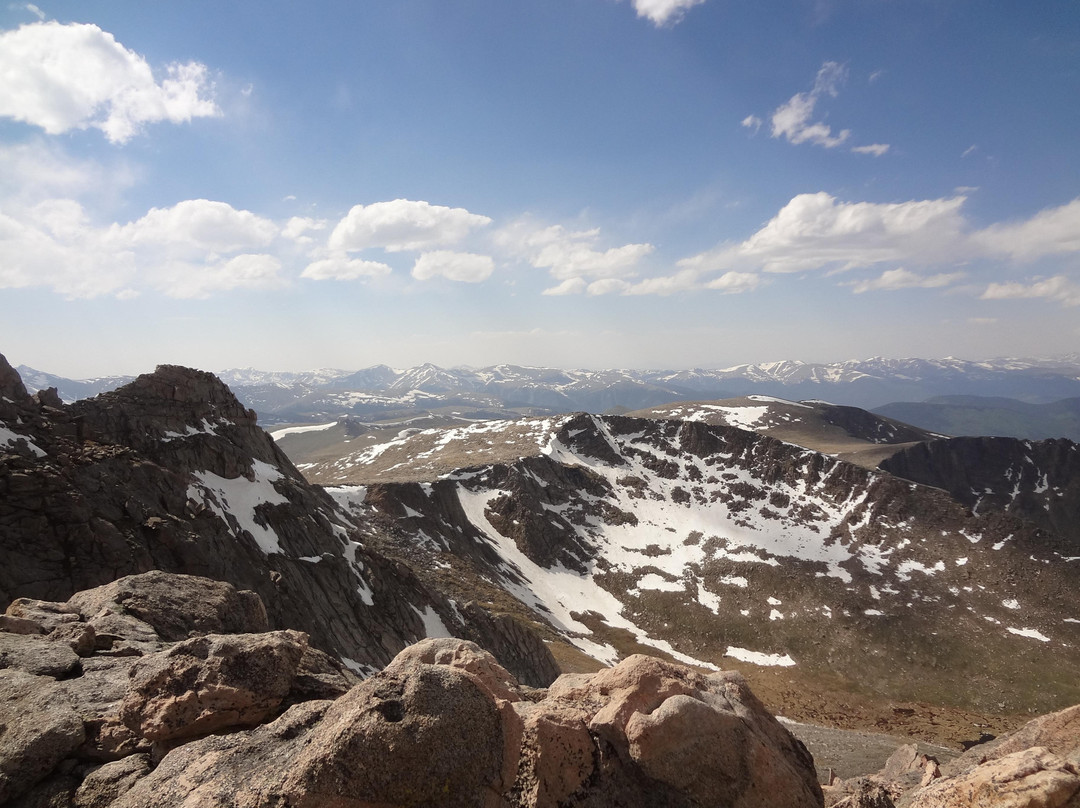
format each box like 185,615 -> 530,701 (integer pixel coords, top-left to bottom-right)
107,639 -> 824,808
824,704 -> 1080,808
0,355 -> 559,685
2,570 -> 827,807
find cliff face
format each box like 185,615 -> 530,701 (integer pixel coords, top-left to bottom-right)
0,355 -> 556,685
880,436 -> 1080,552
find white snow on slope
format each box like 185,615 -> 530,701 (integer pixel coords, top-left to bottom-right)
0,423 -> 46,457
270,421 -> 338,440
725,646 -> 797,667
188,460 -> 290,554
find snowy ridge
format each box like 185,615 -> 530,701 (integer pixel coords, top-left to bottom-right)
337,412 -> 1080,687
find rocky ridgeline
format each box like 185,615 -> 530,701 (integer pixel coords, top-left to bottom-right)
3,571 -> 1079,807
340,412 -> 1080,715
0,354 -> 557,685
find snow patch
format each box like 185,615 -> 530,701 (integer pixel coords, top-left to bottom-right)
725,646 -> 797,667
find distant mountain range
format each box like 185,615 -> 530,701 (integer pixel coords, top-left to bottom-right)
16,355 -> 1080,427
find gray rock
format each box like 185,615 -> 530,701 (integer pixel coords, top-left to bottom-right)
67,571 -> 268,643
73,755 -> 152,808
0,632 -> 80,678
0,669 -> 86,804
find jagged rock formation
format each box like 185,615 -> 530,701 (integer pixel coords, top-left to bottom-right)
0,354 -> 558,685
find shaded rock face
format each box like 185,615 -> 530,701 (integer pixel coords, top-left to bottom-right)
880,436 -> 1080,551
109,639 -> 824,808
0,356 -> 558,684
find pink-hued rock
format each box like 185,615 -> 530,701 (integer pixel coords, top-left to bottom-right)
904,746 -> 1080,808
106,641 -> 824,808
119,630 -> 307,744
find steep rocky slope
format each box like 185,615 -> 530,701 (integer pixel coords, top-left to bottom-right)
320,411 -> 1080,716
880,436 -> 1080,551
0,354 -> 557,685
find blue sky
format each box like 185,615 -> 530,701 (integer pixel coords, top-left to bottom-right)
1,0 -> 1079,377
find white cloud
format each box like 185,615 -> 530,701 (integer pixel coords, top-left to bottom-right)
115,199 -> 277,253
301,256 -> 392,281
741,115 -> 762,134
682,192 -> 969,275
981,276 -> 1080,307
160,254 -> 285,299
412,250 -> 495,283
0,21 -> 218,143
704,271 -> 762,293
770,62 -> 851,149
519,225 -> 653,280
972,198 -> 1080,262
631,0 -> 706,26
586,278 -> 631,295
541,277 -> 588,296
282,216 -> 327,243
846,267 -> 965,293
852,143 -> 890,157
328,199 -> 491,253
0,196 -> 287,298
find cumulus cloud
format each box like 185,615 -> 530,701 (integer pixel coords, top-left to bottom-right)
631,0 -> 706,26
0,21 -> 219,143
980,276 -> 1080,307
115,199 -> 278,253
682,192 -> 969,276
328,199 -> 491,253
541,277 -> 588,296
282,216 -> 327,243
0,197 -> 286,298
412,250 -> 495,283
846,267 -> 965,293
301,256 -> 392,281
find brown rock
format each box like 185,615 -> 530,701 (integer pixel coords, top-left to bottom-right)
73,755 -> 152,808
67,571 -> 268,643
905,746 -> 1080,808
48,621 -> 98,656
0,669 -> 86,804
385,636 -> 527,703
120,630 -> 307,744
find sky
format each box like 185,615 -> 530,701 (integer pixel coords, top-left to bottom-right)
1,0 -> 1079,377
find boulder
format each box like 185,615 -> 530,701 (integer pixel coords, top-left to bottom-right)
119,630 -> 307,744
0,631 -> 81,678
106,641 -> 824,808
67,571 -> 268,643
0,669 -> 86,804
73,755 -> 152,808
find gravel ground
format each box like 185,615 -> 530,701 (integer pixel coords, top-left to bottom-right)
780,718 -> 960,783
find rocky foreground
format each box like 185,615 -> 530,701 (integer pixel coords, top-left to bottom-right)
3,570 -> 1079,808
